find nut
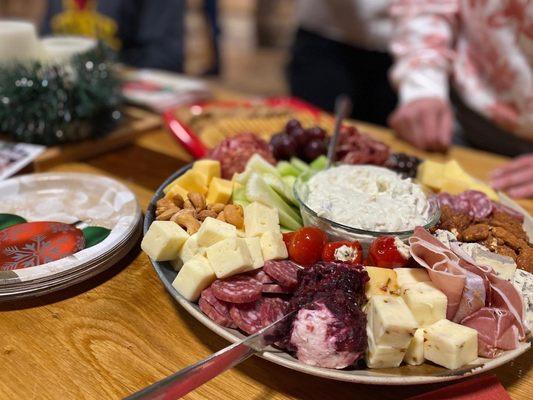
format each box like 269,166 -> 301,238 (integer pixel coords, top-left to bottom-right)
198,209 -> 218,221
188,192 -> 206,211
172,209 -> 201,234
208,203 -> 225,213
171,194 -> 184,208
156,207 -> 179,221
223,204 -> 244,229
183,199 -> 195,210
156,198 -> 174,209
216,211 -> 226,222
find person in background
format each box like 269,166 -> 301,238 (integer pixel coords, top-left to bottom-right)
288,0 -> 396,126
388,0 -> 533,198
41,0 -> 186,72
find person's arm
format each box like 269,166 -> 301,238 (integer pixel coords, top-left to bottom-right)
491,154 -> 533,199
388,0 -> 458,151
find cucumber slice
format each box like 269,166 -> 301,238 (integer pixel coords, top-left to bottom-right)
282,175 -> 296,188
235,154 -> 279,185
290,157 -> 310,173
245,173 -> 302,231
310,155 -> 328,170
232,184 -> 248,202
233,199 -> 250,209
277,161 -> 301,177
262,173 -> 297,206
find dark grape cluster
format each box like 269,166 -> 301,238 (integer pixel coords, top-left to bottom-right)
385,152 -> 422,178
270,119 -> 328,162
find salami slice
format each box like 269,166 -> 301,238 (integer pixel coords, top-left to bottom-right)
211,275 -> 262,304
264,260 -> 299,289
260,298 -> 289,327
453,194 -> 472,215
463,190 -> 493,220
230,301 -> 263,334
437,193 -> 455,209
199,288 -> 236,328
248,269 -> 274,284
262,283 -> 293,294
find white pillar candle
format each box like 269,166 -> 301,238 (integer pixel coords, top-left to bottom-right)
41,36 -> 97,62
0,20 -> 43,64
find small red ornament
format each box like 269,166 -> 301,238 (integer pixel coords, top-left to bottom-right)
0,222 -> 85,271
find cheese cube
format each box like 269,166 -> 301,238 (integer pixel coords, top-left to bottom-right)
244,202 -> 280,237
164,184 -> 189,201
192,159 -> 221,186
260,230 -> 288,261
401,281 -> 447,327
141,221 -> 189,261
244,237 -> 264,269
177,233 -> 205,264
206,237 -> 253,278
365,324 -> 406,369
206,177 -> 233,205
364,267 -> 399,298
417,160 -> 445,190
196,217 -> 237,247
440,178 -> 473,196
366,295 -> 418,348
424,319 -> 478,369
172,255 -> 216,301
404,328 -> 425,366
443,160 -> 471,182
164,170 -> 208,195
394,268 -> 430,288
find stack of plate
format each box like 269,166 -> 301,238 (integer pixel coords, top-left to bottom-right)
0,173 -> 142,301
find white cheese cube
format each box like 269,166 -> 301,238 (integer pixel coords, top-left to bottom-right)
244,237 -> 264,269
141,221 -> 189,261
366,295 -> 418,348
244,202 -> 280,237
196,217 -> 237,247
401,281 -> 447,327
394,268 -> 430,288
404,328 -> 424,366
365,324 -> 406,369
206,237 -> 253,278
172,255 -> 216,301
424,319 -> 478,370
260,230 -> 288,261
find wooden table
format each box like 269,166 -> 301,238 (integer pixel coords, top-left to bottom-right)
1,113 -> 531,400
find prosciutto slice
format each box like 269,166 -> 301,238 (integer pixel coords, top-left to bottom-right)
409,227 -> 527,358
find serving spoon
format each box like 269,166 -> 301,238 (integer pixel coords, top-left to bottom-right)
326,94 -> 352,167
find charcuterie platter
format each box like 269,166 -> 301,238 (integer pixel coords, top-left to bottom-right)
143,117 -> 532,385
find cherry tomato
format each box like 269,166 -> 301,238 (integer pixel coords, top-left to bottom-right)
282,232 -> 296,248
368,236 -> 409,268
322,240 -> 363,264
288,227 -> 327,266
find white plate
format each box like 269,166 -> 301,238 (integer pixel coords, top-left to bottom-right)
0,172 -> 141,297
145,165 -> 531,385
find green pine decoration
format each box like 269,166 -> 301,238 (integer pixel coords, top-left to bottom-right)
0,214 -> 27,231
82,226 -> 111,248
0,43 -> 123,145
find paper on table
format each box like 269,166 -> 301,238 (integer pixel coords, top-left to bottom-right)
0,141 -> 45,180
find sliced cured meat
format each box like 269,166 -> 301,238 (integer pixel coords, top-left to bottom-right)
264,260 -> 299,289
199,288 -> 236,328
248,269 -> 274,284
230,301 -> 263,334
491,201 -> 525,222
436,193 -> 455,209
462,190 -> 493,220
262,283 -> 293,294
260,298 -> 289,326
452,195 -> 472,215
211,275 -> 262,304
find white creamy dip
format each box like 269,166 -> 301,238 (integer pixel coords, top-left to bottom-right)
305,165 -> 430,232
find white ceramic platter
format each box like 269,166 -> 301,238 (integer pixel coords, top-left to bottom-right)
145,165 -> 531,385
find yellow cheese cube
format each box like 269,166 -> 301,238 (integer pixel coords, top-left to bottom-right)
417,160 -> 445,190
443,160 -> 473,182
206,237 -> 254,278
401,281 -> 447,327
468,181 -> 499,201
424,319 -> 478,369
394,268 -> 430,288
164,170 -> 208,195
172,255 -> 216,301
260,230 -> 288,261
364,267 -> 399,298
196,217 -> 237,247
164,183 -> 189,201
192,159 -> 221,186
174,233 -> 207,268
244,237 -> 264,269
440,178 -> 473,195
404,328 -> 425,366
206,177 -> 233,205
141,221 -> 189,261
244,202 -> 280,237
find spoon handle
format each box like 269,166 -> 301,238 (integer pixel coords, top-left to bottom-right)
327,95 -> 352,167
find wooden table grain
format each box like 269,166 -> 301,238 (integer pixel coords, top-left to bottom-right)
0,116 -> 531,400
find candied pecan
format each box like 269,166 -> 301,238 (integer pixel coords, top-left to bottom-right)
516,247 -> 533,273
461,224 -> 490,242
491,227 -> 528,251
481,234 -> 499,251
495,245 -> 517,261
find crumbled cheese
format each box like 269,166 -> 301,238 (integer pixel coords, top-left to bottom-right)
393,236 -> 410,260
334,245 -> 357,262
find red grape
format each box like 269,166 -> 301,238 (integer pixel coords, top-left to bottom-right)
285,119 -> 302,135
289,127 -> 308,146
270,132 -> 297,160
302,139 -> 327,161
306,127 -> 326,141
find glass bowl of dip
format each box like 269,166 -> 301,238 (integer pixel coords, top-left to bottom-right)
294,165 -> 441,248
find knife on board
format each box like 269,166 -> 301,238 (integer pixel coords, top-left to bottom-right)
124,310 -> 296,400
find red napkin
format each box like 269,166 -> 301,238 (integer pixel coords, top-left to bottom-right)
408,375 -> 511,400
